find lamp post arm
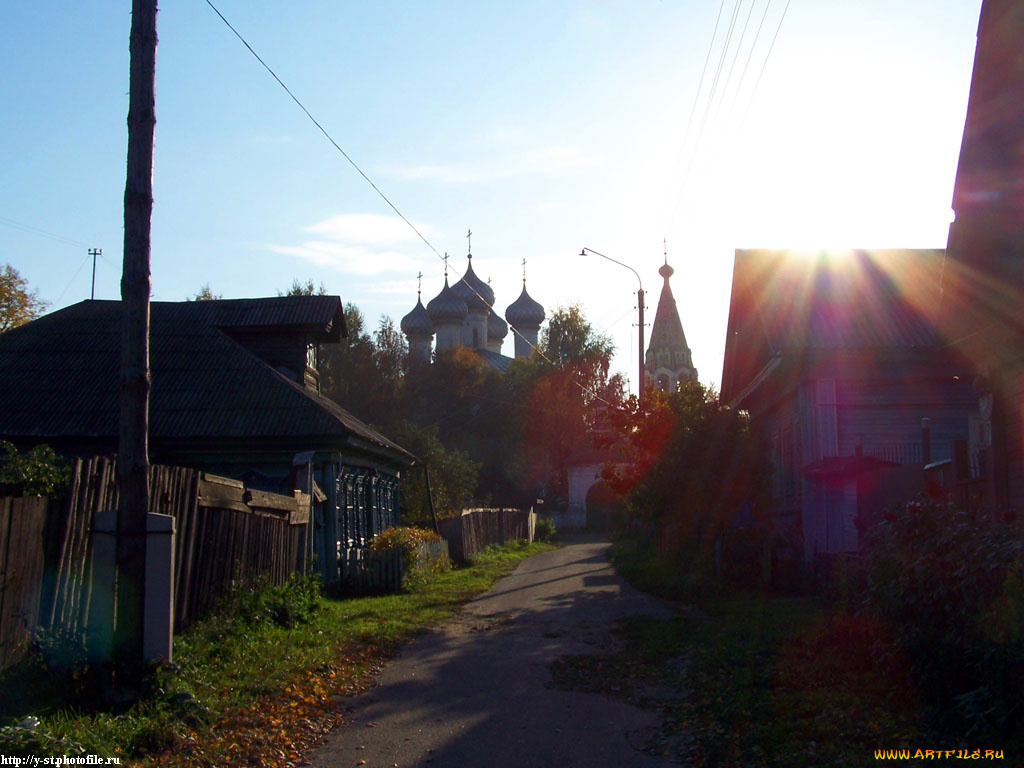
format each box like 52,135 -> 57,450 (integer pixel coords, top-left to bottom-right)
580,247 -> 646,411
581,248 -> 643,293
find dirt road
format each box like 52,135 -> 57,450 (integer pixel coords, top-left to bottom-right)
308,535 -> 675,768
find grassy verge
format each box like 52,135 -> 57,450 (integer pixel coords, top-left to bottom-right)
0,539 -> 555,767
563,533 -> 928,767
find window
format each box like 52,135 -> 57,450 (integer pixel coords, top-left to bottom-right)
817,379 -> 838,457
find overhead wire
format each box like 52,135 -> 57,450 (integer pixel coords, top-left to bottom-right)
727,0 -> 774,121
741,0 -> 793,122
663,0 -> 745,235
662,0 -> 793,245
204,0 -> 624,410
711,0 -> 759,128
658,0 -> 728,232
0,215 -> 92,249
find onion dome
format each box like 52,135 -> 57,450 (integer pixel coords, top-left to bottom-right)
659,261 -> 675,280
400,298 -> 433,338
505,284 -> 545,328
487,308 -> 508,341
426,278 -> 468,325
451,256 -> 495,313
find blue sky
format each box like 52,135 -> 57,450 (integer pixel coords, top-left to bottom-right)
1,1 -> 982,392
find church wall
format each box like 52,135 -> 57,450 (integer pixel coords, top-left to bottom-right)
513,327 -> 539,359
435,323 -> 462,352
466,311 -> 488,350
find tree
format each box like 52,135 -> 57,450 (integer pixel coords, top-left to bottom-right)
501,304 -> 623,503
319,304 -> 396,428
388,421 -> 479,526
372,315 -> 407,389
281,278 -> 327,296
0,264 -> 47,332
602,382 -> 770,553
190,283 -> 222,301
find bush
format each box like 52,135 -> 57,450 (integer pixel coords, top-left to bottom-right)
220,571 -> 322,629
535,516 -> 556,542
864,495 -> 1024,739
370,526 -> 451,587
0,441 -> 69,496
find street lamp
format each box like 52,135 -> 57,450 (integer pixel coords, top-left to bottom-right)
580,247 -> 646,411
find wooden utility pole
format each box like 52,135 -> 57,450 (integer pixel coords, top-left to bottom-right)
115,0 -> 157,687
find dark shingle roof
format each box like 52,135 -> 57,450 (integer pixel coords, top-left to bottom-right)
721,249 -> 947,404
0,298 -> 412,463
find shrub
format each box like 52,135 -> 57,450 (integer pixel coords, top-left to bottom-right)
535,516 -> 556,542
370,526 -> 451,587
864,495 -> 1024,738
0,441 -> 69,496
220,571 -> 322,629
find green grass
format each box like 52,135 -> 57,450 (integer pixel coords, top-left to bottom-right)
597,534 -> 929,767
0,539 -> 556,765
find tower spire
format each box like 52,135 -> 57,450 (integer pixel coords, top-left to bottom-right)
522,257 -> 527,285
417,271 -> 423,300
466,228 -> 473,259
443,252 -> 449,279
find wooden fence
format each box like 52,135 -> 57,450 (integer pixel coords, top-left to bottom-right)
438,507 -> 535,563
0,496 -> 48,670
0,457 -> 308,671
337,547 -> 404,595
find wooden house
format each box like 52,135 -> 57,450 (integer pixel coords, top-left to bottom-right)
940,0 -> 1024,516
720,249 -> 977,564
0,296 -> 415,581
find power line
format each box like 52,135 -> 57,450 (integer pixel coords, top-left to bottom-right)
727,0 -> 774,121
664,0 -> 745,233
659,0 -> 729,232
711,0 -> 760,129
741,0 -> 793,122
204,1 -> 623,410
0,215 -> 91,249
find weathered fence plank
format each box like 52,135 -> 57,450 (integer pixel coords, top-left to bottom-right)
0,497 -> 47,669
438,507 -> 536,563
0,459 -> 312,671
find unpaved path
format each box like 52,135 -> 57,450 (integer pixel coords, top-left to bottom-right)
308,535 -> 675,768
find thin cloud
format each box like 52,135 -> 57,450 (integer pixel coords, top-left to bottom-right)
269,212 -> 437,276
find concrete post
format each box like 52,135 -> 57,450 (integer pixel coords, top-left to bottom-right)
87,509 -> 117,665
143,512 -> 175,663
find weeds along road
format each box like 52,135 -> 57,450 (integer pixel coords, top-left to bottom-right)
308,534 -> 676,768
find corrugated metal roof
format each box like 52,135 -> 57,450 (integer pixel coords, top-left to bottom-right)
0,298 -> 411,463
720,249 -> 948,404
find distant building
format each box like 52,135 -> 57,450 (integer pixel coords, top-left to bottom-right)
400,236 -> 546,370
643,254 -> 697,392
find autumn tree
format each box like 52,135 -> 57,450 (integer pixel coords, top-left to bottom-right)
602,381 -> 770,553
504,304 -> 624,502
190,283 -> 222,301
1,264 -> 47,332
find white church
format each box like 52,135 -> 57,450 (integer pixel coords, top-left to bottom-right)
400,239 -> 546,368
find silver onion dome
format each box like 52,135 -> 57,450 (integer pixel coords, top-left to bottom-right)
487,308 -> 508,341
451,258 -> 495,313
426,278 -> 468,325
400,298 -> 434,337
505,284 -> 545,328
